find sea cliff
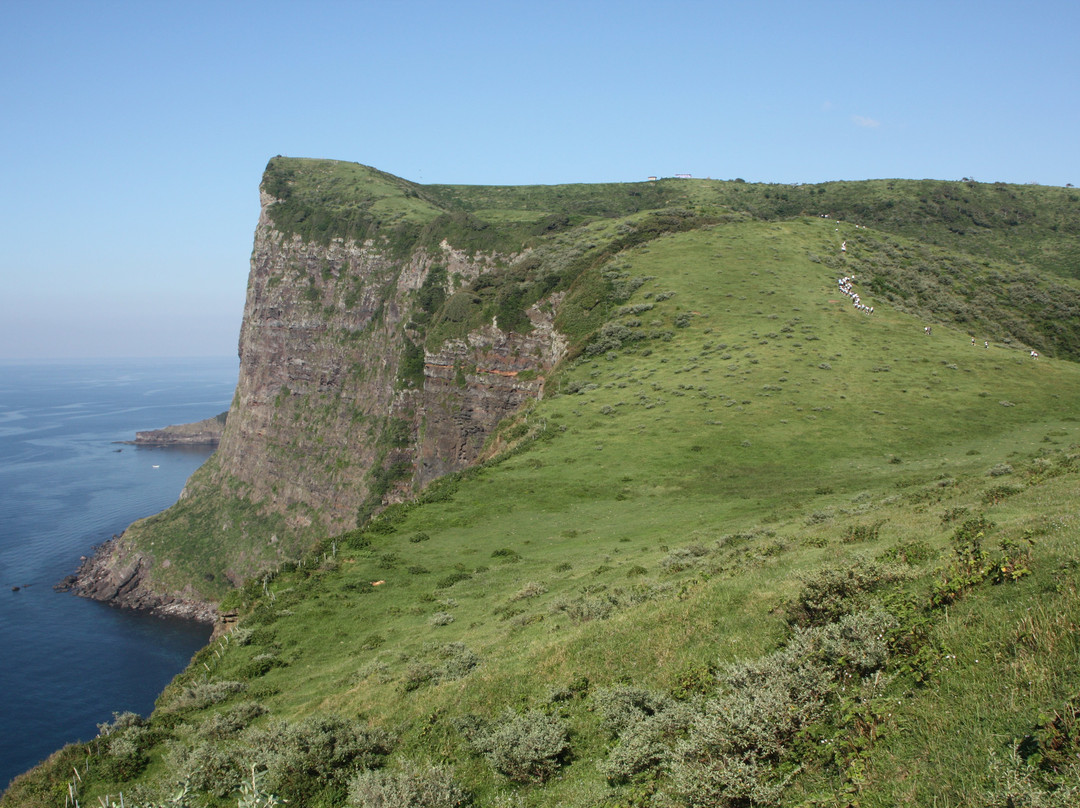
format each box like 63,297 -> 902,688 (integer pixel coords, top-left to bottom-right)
69,158 -> 570,610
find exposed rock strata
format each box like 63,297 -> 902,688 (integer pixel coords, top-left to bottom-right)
128,413 -> 228,445
69,175 -> 569,612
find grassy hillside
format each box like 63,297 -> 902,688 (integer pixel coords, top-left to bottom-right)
7,174 -> 1080,807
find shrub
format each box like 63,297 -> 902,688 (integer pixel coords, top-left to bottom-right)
841,520 -> 885,543
941,506 -> 969,524
509,581 -> 548,601
430,611 -> 455,626
342,529 -> 372,550
987,462 -> 1015,477
1025,696 -> 1080,776
239,653 -> 286,679
819,607 -> 899,676
167,680 -> 248,712
929,516 -> 995,607
437,571 -> 471,589
99,724 -> 154,782
984,483 -> 1023,505
467,710 -> 570,784
671,663 -> 717,701
196,702 -> 268,741
879,538 -> 937,565
984,746 -> 1080,808
168,740 -> 244,798
788,557 -> 899,627
598,698 -> 698,784
990,537 -> 1034,584
671,631 -> 836,807
595,686 -> 676,737
97,711 -> 146,737
242,715 -> 394,805
403,662 -> 437,692
659,544 -> 709,572
348,761 -> 471,807
550,593 -> 616,622
436,642 -> 480,681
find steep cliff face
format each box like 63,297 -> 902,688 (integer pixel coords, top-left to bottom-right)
416,299 -> 567,486
211,188 -> 566,535
210,189 -> 420,532
84,161 -> 574,608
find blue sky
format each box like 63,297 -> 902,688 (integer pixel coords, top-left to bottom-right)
2,0 -> 1078,359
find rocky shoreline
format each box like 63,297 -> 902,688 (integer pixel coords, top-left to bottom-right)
120,412 -> 228,446
55,534 -> 219,625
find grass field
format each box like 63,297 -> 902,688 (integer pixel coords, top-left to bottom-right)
5,175 -> 1080,807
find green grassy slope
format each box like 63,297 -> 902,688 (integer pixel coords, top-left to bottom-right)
265,157 -> 1080,277
9,207 -> 1080,807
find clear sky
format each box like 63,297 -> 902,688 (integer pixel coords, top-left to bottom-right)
2,0 -> 1077,360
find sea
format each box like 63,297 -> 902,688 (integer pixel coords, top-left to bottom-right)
0,357 -> 238,791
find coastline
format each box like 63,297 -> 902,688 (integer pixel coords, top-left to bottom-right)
55,534 -> 219,625
117,412 -> 228,447
55,413 -> 234,628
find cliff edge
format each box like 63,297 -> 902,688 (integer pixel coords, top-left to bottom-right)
69,158 -> 575,607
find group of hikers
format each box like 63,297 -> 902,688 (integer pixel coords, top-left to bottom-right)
837,275 -> 873,315
836,236 -> 1039,359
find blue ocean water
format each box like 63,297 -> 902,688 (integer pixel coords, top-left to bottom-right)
0,357 -> 238,790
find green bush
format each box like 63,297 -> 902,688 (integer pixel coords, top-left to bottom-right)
930,516 -> 996,607
984,483 -> 1024,505
436,642 -> 480,681
348,761 -> 471,807
818,607 -> 899,676
402,662 -> 437,692
437,571 -> 471,589
598,698 -> 698,784
196,702 -> 267,740
509,581 -> 548,601
788,557 -> 899,627
99,725 -> 154,782
879,538 -> 937,565
841,520 -> 885,543
465,710 -> 570,783
671,632 -> 836,806
659,544 -> 709,572
550,593 -> 617,623
984,747 -> 1080,808
242,715 -> 394,805
595,686 -> 675,737
941,506 -> 970,524
166,680 -> 248,712
238,653 -> 287,679
168,740 -> 243,798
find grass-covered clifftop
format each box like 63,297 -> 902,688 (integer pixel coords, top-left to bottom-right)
9,164 -> 1080,807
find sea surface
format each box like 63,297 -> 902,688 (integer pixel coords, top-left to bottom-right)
0,357 -> 238,790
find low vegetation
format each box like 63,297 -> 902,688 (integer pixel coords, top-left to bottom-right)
6,165 -> 1080,806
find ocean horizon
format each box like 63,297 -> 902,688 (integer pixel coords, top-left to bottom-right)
0,356 -> 238,790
